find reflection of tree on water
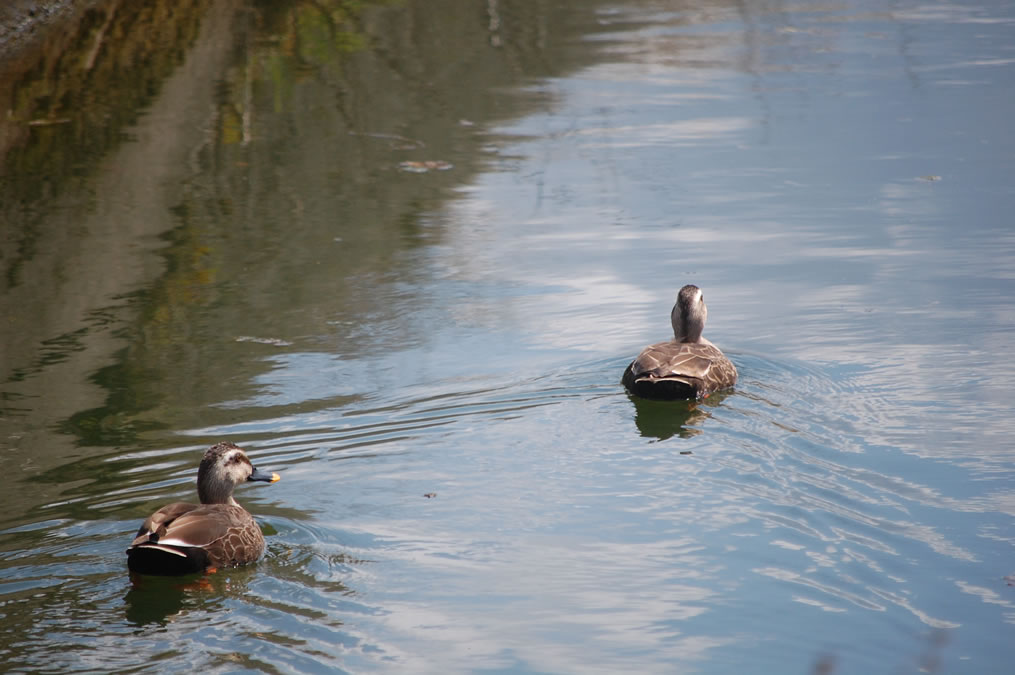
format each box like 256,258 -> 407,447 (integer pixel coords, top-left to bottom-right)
628,391 -> 731,441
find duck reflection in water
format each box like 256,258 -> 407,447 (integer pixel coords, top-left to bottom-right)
629,392 -> 731,440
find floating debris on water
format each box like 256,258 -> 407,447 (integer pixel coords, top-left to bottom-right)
235,336 -> 293,346
28,118 -> 72,126
398,160 -> 454,173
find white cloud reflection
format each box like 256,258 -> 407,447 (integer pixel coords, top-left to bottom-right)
350,526 -> 735,673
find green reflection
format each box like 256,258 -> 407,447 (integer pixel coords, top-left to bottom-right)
0,0 -> 616,457
0,0 -> 212,204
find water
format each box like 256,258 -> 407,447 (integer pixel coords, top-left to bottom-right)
1,0 -> 1014,672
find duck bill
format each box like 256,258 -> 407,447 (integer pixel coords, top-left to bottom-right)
248,467 -> 280,483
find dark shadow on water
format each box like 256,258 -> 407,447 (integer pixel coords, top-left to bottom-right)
627,390 -> 733,441
124,574 -> 195,626
123,569 -> 236,626
808,628 -> 950,674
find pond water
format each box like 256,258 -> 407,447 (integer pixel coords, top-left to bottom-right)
1,0 -> 1014,672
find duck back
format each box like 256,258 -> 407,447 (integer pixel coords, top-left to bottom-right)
623,340 -> 737,400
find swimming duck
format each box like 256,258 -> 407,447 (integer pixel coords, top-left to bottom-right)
126,442 -> 280,576
622,284 -> 737,400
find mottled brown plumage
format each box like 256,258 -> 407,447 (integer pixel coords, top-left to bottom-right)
622,285 -> 737,400
126,442 -> 279,576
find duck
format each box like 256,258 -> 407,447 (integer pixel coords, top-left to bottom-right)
126,442 -> 280,576
622,284 -> 737,400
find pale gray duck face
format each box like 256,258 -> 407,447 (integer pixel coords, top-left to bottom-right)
197,442 -> 279,505
670,284 -> 707,343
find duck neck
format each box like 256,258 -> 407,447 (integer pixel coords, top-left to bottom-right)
197,480 -> 238,505
672,321 -> 703,343
671,309 -> 704,343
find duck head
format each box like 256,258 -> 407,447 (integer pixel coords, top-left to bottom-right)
670,284 -> 707,343
197,442 -> 280,505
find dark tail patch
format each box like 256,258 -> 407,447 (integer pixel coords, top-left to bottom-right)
127,545 -> 210,576
622,364 -> 702,400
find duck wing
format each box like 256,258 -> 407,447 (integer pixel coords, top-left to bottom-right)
130,502 -> 198,545
133,504 -> 252,547
623,341 -> 737,399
